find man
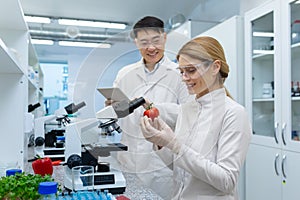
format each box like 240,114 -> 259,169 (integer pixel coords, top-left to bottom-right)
109,16 -> 191,199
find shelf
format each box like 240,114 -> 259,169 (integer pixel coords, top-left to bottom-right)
0,0 -> 27,31
291,42 -> 300,49
253,97 -> 300,101
292,96 -> 300,101
28,78 -> 38,90
28,41 -> 39,68
252,50 -> 274,60
253,98 -> 274,102
0,39 -> 23,74
291,42 -> 300,58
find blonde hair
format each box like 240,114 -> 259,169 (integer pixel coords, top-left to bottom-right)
177,36 -> 232,98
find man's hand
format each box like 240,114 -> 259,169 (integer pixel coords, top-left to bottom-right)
105,99 -> 115,107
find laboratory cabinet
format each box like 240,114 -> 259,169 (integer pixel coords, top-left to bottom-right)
0,0 -> 43,174
246,144 -> 300,200
244,0 -> 300,199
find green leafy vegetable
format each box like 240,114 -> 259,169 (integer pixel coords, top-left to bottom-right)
0,172 -> 54,200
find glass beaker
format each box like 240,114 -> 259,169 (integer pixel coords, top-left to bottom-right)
71,165 -> 94,191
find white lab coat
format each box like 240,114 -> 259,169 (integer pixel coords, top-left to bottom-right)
156,88 -> 252,200
113,57 -> 192,199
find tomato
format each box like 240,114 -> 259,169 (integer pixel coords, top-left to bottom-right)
32,157 -> 53,177
143,104 -> 159,120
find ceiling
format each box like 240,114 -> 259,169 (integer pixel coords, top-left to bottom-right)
19,0 -> 240,63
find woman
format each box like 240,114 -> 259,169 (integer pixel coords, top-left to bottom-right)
140,36 -> 252,200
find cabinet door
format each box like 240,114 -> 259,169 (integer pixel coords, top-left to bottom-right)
245,0 -> 282,148
245,144 -> 281,200
280,0 -> 300,152
281,150 -> 300,200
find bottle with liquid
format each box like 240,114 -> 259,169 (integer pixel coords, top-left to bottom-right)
291,20 -> 300,44
295,81 -> 300,97
38,182 -> 58,200
291,81 -> 295,97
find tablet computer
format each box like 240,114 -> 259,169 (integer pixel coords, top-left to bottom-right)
97,87 -> 129,102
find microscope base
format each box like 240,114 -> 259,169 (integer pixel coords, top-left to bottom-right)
64,167 -> 126,195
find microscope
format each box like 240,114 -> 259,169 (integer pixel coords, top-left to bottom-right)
26,102 -> 41,143
63,97 -> 145,194
33,101 -> 86,160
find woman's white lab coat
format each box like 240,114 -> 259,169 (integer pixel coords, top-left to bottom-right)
114,57 -> 192,199
156,88 -> 252,200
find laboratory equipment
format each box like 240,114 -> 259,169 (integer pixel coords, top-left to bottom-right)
33,101 -> 86,160
26,102 -> 41,147
28,102 -> 41,113
63,97 -> 145,194
58,190 -> 115,200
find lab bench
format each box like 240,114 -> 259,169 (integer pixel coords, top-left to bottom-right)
24,151 -> 163,200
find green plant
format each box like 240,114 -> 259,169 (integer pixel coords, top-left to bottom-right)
0,172 -> 54,200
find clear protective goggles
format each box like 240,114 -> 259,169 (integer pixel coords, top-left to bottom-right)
135,34 -> 164,48
177,61 -> 212,78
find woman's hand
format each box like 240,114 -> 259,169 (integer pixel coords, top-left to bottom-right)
142,98 -> 152,109
140,116 -> 181,153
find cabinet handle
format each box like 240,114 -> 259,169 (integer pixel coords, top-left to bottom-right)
274,122 -> 279,144
281,123 -> 287,145
274,153 -> 280,176
282,155 -> 287,178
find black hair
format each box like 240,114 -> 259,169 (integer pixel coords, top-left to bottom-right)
131,16 -> 165,38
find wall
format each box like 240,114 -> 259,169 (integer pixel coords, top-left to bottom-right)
196,16 -> 244,104
46,0 -> 271,118
240,0 -> 269,14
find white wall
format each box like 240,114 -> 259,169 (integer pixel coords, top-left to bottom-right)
240,0 -> 270,15
196,15 -> 245,104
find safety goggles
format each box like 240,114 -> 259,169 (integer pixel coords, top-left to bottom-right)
177,62 -> 212,78
135,34 -> 164,48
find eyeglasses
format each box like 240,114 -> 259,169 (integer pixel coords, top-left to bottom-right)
177,62 -> 212,78
135,34 -> 164,48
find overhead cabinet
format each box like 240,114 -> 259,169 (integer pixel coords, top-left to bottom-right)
244,0 -> 300,200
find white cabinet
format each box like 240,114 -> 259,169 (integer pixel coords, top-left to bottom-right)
246,144 -> 300,200
0,0 -> 43,173
28,40 -> 44,117
246,144 -> 281,200
244,0 -> 300,199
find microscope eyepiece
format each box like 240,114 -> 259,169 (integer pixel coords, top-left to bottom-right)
65,101 -> 86,114
129,97 -> 146,113
28,102 -> 41,112
113,97 -> 145,118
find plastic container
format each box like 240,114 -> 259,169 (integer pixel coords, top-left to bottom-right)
38,181 -> 58,199
57,190 -> 115,200
262,83 -> 273,98
6,169 -> 22,176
